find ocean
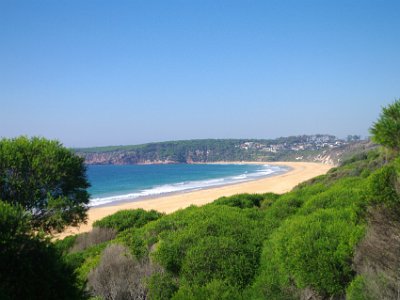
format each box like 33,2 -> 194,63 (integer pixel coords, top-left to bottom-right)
87,163 -> 287,207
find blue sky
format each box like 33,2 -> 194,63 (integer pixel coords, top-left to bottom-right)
1,1 -> 399,147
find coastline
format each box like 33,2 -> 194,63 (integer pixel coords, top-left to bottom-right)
89,162 -> 288,208
56,161 -> 332,238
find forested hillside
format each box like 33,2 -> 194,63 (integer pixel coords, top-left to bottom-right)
75,135 -> 372,166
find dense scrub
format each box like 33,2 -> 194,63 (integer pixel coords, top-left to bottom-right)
93,209 -> 164,232
54,149 -> 400,299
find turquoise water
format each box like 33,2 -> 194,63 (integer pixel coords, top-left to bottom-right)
87,164 -> 286,206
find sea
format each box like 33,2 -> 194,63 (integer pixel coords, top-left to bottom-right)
87,163 -> 287,207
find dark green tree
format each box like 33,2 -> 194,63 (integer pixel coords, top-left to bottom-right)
0,200 -> 86,300
0,136 -> 90,233
370,99 -> 400,153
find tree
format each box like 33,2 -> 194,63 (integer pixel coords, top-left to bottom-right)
370,99 -> 400,153
0,200 -> 85,300
0,136 -> 90,233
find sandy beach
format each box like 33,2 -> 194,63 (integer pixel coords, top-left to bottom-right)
57,162 -> 332,238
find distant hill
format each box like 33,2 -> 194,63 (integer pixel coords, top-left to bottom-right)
74,135 -> 376,166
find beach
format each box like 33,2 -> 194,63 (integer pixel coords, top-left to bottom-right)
57,161 -> 332,238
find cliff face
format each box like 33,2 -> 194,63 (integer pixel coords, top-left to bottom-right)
309,141 -> 377,166
78,149 -> 340,166
79,152 -> 127,165
79,152 -> 178,165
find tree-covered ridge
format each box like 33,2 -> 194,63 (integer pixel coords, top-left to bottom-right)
75,135 -> 369,165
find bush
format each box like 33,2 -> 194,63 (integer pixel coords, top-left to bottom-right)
88,244 -> 155,300
116,205 -> 265,296
346,275 -> 374,300
172,280 -> 242,300
70,227 -> 117,253
297,177 -> 368,216
152,205 -> 264,290
181,236 -> 256,287
260,193 -> 280,209
61,241 -> 109,286
254,208 -> 365,297
262,193 -> 304,235
213,193 -> 265,208
147,272 -> 178,300
93,209 -> 164,232
54,235 -> 78,254
369,165 -> 399,205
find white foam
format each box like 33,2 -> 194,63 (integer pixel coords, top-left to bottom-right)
89,164 -> 287,207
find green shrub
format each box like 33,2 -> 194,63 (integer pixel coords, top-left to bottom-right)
152,205 -> 264,289
260,193 -> 280,209
369,165 -> 399,205
54,235 -> 78,254
147,272 -> 178,300
262,193 -> 305,235
181,236 -> 256,287
255,208 -> 365,297
320,150 -> 384,185
62,241 -> 108,286
172,280 -> 242,300
117,205 -> 265,296
213,193 -> 265,208
117,206 -> 200,260
298,177 -> 368,216
93,208 -> 164,232
117,226 -> 149,259
346,275 -> 373,300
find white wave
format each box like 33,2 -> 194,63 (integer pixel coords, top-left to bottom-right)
232,174 -> 248,180
89,164 -> 287,207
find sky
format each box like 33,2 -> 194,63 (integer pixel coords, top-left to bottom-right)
1,1 -> 399,147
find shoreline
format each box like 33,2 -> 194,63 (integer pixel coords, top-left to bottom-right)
89,162 -> 289,208
56,161 -> 332,239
